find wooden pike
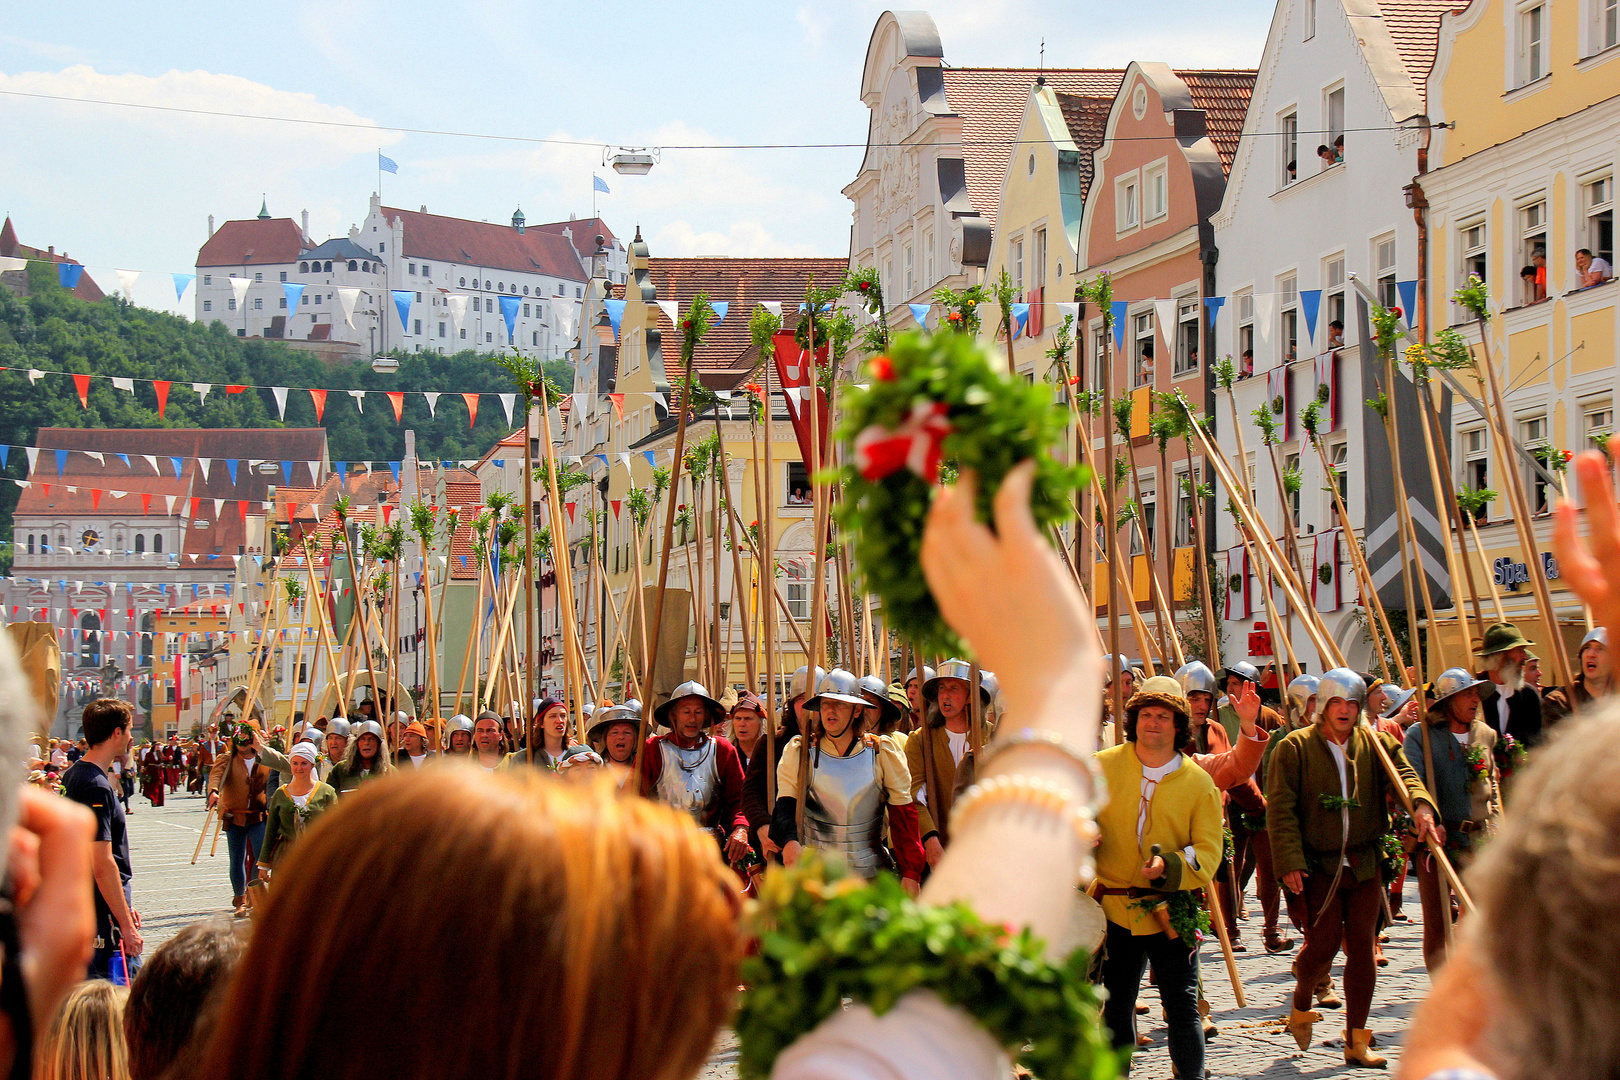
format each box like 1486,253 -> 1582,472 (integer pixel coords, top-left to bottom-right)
796,301 -> 828,839
1199,855 -> 1248,1007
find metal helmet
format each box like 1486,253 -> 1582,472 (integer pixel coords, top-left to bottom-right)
1581,626 -> 1610,652
1316,667 -> 1368,708
923,659 -> 993,705
1102,654 -> 1127,682
325,718 -> 351,740
1430,667 -> 1490,708
788,666 -> 829,700
621,698 -> 643,717
978,670 -> 999,711
582,702 -> 598,719
447,714 -> 475,735
904,665 -> 936,687
1286,673 -> 1321,713
587,704 -> 639,744
1174,661 -> 1219,698
653,681 -> 725,728
298,726 -> 324,745
351,719 -> 385,741
856,674 -> 889,702
1223,660 -> 1261,685
1380,686 -> 1417,719
808,669 -> 869,709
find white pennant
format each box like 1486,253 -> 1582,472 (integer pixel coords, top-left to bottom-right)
760,301 -> 783,317
1153,300 -> 1177,348
111,377 -> 134,394
115,269 -> 139,299
142,455 -> 159,473
423,392 -> 440,417
656,300 -> 679,325
165,495 -> 179,514
348,390 -> 365,413
271,386 -> 289,420
24,447 -> 37,472
27,370 -> 42,385
192,382 -> 211,402
448,295 -> 469,328
497,393 -> 516,424
228,276 -> 251,310
84,451 -> 104,465
214,499 -> 225,517
337,287 -> 360,327
198,458 -> 212,483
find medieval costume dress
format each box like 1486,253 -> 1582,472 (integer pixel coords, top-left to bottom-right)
140,743 -> 166,807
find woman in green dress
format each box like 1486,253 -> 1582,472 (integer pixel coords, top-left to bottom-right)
258,741 -> 337,880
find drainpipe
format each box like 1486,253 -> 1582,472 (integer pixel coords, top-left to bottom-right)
1405,118 -> 1433,345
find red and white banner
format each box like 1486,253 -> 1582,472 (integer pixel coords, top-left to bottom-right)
1266,366 -> 1292,441
1313,530 -> 1342,612
1314,351 -> 1338,432
770,332 -> 832,470
1224,546 -> 1250,620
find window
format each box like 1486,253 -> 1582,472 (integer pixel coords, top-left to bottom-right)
1143,162 -> 1168,221
279,297 -> 287,309
1031,228 -> 1047,288
414,319 -> 422,335
1237,291 -> 1255,375
1133,310 -> 1155,387
1325,255 -> 1347,341
1281,112 -> 1299,186
785,462 -> 811,505
1011,236 -> 1024,290
1138,474 -> 1157,554
227,298 -> 236,311
1461,220 -> 1488,288
523,304 -> 531,317
1280,274 -> 1299,361
203,274 -> 212,285
1325,86 -> 1345,164
203,300 -> 212,312
422,264 -> 431,276
459,277 -> 466,287
1593,0 -> 1620,52
1521,414 -> 1551,514
1329,439 -> 1349,505
1586,176 -> 1614,265
279,271 -> 288,282
1175,299 -> 1200,376
1118,174 -> 1139,231
154,533 -> 162,553
1585,400 -> 1614,450
486,299 -> 494,312
1092,325 -> 1109,391
486,332 -> 493,342
254,272 -> 263,283
1519,3 -> 1548,85
576,287 -> 583,298
1285,451 -> 1302,528
1305,0 -> 1317,38
923,228 -> 935,284
79,613 -> 101,668
460,328 -> 467,339
348,260 -> 357,271
1520,200 -> 1548,302
1174,466 -> 1196,547
323,261 -> 332,273
1375,236 -> 1397,309
785,578 -> 811,621
25,535 -> 32,555
903,243 -> 914,297
409,263 -> 417,275
253,297 -> 263,310
439,322 -> 447,338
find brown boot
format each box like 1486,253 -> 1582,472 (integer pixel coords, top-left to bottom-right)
1315,976 -> 1343,1010
1265,929 -> 1294,953
1285,1008 -> 1322,1051
1344,1029 -> 1387,1068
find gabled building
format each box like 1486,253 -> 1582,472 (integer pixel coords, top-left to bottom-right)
0,216 -> 105,301
1209,0 -> 1457,673
1420,0 -> 1619,660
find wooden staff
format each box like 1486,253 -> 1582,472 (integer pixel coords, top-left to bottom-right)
761,349 -> 779,805
1120,410 -> 1174,669
1194,848 -> 1247,1007
644,333 -> 703,733
1462,498 -> 1508,622
536,384 -> 592,731
1309,433 -> 1403,684
1097,314 -> 1126,742
1415,376 -> 1489,650
296,542 -> 341,727
1378,351 -> 1450,673
722,458 -> 757,690
453,534 -> 488,715
1187,456 -> 1223,668
797,302 -> 828,838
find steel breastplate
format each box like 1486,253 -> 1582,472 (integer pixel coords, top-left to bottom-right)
803,741 -> 886,877
655,738 -> 720,822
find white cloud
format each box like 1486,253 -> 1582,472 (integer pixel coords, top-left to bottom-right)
0,34 -> 92,65
653,220 -> 819,258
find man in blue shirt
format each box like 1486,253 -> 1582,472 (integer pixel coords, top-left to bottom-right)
60,698 -> 144,978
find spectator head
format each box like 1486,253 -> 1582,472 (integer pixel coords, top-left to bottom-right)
39,979 -> 130,1080
1140,342 -> 1154,359
124,919 -> 249,1080
1317,143 -> 1334,161
1333,134 -> 1344,151
1533,246 -> 1547,267
194,770 -> 742,1080
1286,159 -> 1297,178
1329,319 -> 1344,333
82,699 -> 134,751
1468,702 -> 1620,1080
1576,248 -> 1597,273
1521,265 -> 1538,283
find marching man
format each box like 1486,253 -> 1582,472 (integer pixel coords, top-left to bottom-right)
640,681 -> 752,864
1267,667 -> 1440,1068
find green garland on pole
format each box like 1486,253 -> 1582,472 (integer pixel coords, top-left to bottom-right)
736,857 -> 1120,1080
834,330 -> 1087,656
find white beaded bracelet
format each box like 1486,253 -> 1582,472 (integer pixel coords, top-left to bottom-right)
949,774 -> 1100,852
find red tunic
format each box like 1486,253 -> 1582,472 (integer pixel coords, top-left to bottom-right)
638,733 -> 749,836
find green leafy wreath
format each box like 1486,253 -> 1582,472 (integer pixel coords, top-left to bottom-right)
834,330 -> 1086,656
1318,562 -> 1334,585
737,856 -> 1119,1080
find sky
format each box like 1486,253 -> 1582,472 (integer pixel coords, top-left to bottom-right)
0,1 -> 1272,318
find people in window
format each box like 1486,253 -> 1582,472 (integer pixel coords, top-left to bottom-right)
1326,320 -> 1345,349
1239,348 -> 1254,378
1333,134 -> 1344,161
1138,342 -> 1155,386
1531,247 -> 1548,301
1185,342 -> 1199,371
1285,160 -> 1297,183
1317,143 -> 1340,168
1521,265 -> 1539,305
1577,247 -> 1613,287
788,485 -> 810,505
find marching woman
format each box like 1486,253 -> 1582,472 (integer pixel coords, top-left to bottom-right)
140,741 -> 165,808
325,720 -> 395,796
258,740 -> 337,882
507,697 -> 572,770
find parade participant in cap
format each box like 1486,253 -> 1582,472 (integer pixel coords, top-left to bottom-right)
140,740 -> 166,808
1542,626 -> 1611,724
856,675 -> 904,738
443,715 -> 475,756
471,711 -> 506,771
393,721 -> 436,770
319,718 -> 350,783
1403,668 -> 1500,974
902,665 -> 934,729
164,734 -> 182,793
741,667 -> 822,861
772,670 -> 925,894
206,723 -> 277,918
588,703 -> 640,768
904,658 -> 994,868
1474,621 -> 1546,746
640,681 -> 751,863
1176,662 -> 1230,756
556,744 -> 603,783
1267,667 -> 1440,1067
325,720 -> 394,796
1090,674 -> 1223,1079
509,697 -> 571,770
258,741 -> 337,880
728,691 -> 766,773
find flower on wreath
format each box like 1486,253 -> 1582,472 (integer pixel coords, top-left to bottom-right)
1319,793 -> 1361,811
947,311 -> 962,323
868,355 -> 895,381
1465,743 -> 1491,780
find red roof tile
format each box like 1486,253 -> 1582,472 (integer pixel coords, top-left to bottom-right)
1377,0 -> 1466,106
0,217 -> 106,301
941,69 -> 1126,226
1054,94 -> 1114,202
644,257 -> 849,375
195,217 -> 306,268
381,206 -> 586,282
530,217 -> 619,261
1179,71 -> 1258,174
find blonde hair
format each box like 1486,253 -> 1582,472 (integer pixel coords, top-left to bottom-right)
1471,700 -> 1620,1080
38,980 -> 130,1080
197,765 -> 741,1080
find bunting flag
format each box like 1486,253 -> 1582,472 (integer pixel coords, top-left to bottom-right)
282,282 -> 306,313
1055,302 -> 1080,327
334,462 -> 347,486
115,269 -> 139,299
141,493 -> 152,513
173,274 -> 195,301
760,300 -> 783,318
391,290 -> 413,330
1153,300 -> 1176,349
908,303 -> 930,329
72,373 -> 90,408
271,386 -> 289,420
389,461 -> 400,483
381,504 -> 393,524
26,370 -> 42,385
281,461 -> 294,485
422,391 -> 439,417
1204,295 -> 1225,330
1300,290 -> 1322,347
171,456 -> 184,478
348,390 -> 365,413
498,295 -> 521,340
643,450 -> 657,466
565,502 -> 576,524
447,295 -> 469,329
1011,302 -> 1030,339
387,392 -> 404,424
497,393 -> 516,425
336,287 -> 360,327
1397,280 -> 1417,325
608,393 -> 624,418
153,380 -> 170,418
1110,301 -> 1129,352
611,499 -> 622,518
198,458 -> 212,483
58,263 -> 84,289
226,459 -> 238,483
226,384 -> 246,395
229,277 -> 251,310
461,392 -> 479,428
656,300 -> 678,326
192,382 -> 211,403
91,489 -> 102,509
309,388 -> 327,422
711,301 -> 729,324
603,299 -> 626,338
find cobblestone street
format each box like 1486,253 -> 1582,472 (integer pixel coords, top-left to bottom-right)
124,791 -> 1431,1078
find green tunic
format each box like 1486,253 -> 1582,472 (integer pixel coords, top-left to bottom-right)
260,782 -> 338,868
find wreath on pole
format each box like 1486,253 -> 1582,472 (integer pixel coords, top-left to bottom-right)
835,330 -> 1086,656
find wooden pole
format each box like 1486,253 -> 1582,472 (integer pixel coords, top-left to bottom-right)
1100,314 -> 1127,744
536,384 -> 592,733
1417,378 -> 1490,650
1200,857 -> 1248,1007
761,353 -> 779,805
1310,434 -> 1404,683
797,304 -> 827,838
454,540 -> 487,715
645,342 -> 701,721
1464,511 -> 1508,621
1188,456 -> 1223,668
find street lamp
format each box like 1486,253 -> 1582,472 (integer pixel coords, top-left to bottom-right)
372,355 -> 399,374
607,147 -> 658,176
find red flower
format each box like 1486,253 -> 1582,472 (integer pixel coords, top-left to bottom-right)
1563,449 -> 1575,461
682,319 -> 693,330
1068,375 -> 1081,386
947,311 -> 962,323
1391,307 -> 1404,320
858,281 -> 870,291
869,355 -> 895,381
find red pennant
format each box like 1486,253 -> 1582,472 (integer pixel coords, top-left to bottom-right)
141,493 -> 152,513
72,373 -> 90,408
611,499 -> 622,518
461,393 -> 479,428
609,393 -> 624,419
287,502 -> 298,522
309,388 -> 327,422
226,384 -> 246,394
566,502 -> 576,524
238,500 -> 248,520
381,504 -> 393,523
153,380 -> 171,417
190,497 -> 200,519
387,392 -> 404,424
91,489 -> 102,509
41,484 -> 50,498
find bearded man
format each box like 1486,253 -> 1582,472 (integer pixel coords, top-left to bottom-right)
1474,621 -> 1546,746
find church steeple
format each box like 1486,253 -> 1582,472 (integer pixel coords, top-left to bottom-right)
257,197 -> 271,220
511,206 -> 526,234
